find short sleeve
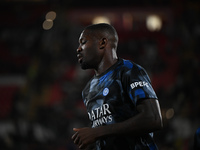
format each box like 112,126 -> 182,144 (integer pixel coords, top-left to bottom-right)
125,63 -> 157,105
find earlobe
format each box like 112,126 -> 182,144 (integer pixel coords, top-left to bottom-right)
99,38 -> 107,49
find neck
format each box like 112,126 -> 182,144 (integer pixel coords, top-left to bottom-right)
94,56 -> 118,76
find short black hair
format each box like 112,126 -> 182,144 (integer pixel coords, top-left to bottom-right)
84,23 -> 118,38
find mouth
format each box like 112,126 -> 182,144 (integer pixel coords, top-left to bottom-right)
77,53 -> 83,63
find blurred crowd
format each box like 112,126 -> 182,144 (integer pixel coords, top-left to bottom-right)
0,1 -> 200,150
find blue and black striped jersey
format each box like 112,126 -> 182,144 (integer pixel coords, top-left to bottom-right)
82,58 -> 158,150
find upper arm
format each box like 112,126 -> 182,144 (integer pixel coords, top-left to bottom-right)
136,98 -> 163,130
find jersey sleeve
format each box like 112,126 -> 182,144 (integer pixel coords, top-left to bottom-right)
123,62 -> 157,105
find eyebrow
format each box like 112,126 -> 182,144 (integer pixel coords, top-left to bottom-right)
79,38 -> 84,43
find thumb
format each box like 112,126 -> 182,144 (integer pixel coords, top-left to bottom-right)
73,128 -> 80,131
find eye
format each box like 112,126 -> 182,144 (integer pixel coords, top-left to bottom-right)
79,38 -> 87,45
81,40 -> 87,44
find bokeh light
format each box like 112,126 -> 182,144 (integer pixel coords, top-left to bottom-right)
166,108 -> 174,119
146,14 -> 162,31
92,16 -> 110,24
45,11 -> 56,21
43,19 -> 53,30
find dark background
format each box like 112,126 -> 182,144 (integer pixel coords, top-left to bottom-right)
0,0 -> 200,150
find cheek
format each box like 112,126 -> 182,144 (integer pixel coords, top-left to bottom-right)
82,44 -> 86,49
83,42 -> 99,62
84,45 -> 96,57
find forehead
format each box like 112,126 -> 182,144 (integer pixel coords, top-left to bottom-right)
79,29 -> 100,41
79,30 -> 89,40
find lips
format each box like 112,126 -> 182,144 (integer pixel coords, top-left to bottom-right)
77,53 -> 83,63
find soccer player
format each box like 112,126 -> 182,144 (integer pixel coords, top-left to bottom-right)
72,23 -> 163,150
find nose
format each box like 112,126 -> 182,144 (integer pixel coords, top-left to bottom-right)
77,45 -> 82,53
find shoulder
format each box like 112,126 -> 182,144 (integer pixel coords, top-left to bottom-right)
118,59 -> 152,87
119,58 -> 147,76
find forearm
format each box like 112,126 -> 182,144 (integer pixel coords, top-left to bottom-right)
97,99 -> 163,138
99,113 -> 162,138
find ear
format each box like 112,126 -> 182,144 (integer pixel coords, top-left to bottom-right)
99,38 -> 107,49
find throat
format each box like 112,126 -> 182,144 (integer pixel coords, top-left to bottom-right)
95,58 -> 118,76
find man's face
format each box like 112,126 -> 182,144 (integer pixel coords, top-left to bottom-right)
77,30 -> 101,70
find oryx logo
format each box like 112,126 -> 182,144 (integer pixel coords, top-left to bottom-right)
103,88 -> 109,96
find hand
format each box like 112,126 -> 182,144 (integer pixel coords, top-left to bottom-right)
72,127 -> 98,149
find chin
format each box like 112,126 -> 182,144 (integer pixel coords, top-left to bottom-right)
80,62 -> 90,70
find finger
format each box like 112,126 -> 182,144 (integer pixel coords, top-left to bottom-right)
74,135 -> 80,145
71,132 -> 78,140
79,143 -> 86,149
79,143 -> 85,149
